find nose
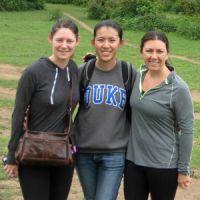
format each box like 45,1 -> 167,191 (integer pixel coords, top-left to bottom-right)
151,51 -> 157,58
61,41 -> 68,48
102,40 -> 110,48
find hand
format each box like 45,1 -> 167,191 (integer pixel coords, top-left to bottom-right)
82,52 -> 96,62
4,164 -> 18,178
178,173 -> 191,189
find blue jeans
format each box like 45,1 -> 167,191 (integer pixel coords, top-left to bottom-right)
75,153 -> 125,200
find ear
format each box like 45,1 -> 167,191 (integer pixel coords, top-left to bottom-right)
140,51 -> 144,59
119,39 -> 125,47
76,36 -> 80,46
48,34 -> 52,44
166,52 -> 169,60
91,39 -> 95,47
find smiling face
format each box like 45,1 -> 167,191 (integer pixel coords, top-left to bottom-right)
141,39 -> 169,71
92,26 -> 122,67
49,28 -> 79,64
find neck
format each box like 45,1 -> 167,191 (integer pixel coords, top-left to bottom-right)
49,55 -> 69,69
147,66 -> 170,79
96,59 -> 117,71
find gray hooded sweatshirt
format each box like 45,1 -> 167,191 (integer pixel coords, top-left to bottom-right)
127,65 -> 194,175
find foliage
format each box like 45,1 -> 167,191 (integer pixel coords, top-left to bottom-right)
172,0 -> 200,15
161,0 -> 200,15
0,0 -> 45,11
112,0 -> 160,18
113,0 -> 175,33
194,102 -> 200,113
69,0 -> 200,39
116,13 -> 176,33
177,17 -> 200,40
72,0 -> 89,6
46,0 -> 71,3
87,0 -> 109,20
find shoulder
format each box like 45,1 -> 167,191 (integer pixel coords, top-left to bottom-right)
69,59 -> 78,73
172,72 -> 192,100
21,58 -> 45,79
173,73 -> 190,92
24,57 -> 48,73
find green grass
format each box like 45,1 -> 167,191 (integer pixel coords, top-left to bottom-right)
0,79 -> 18,89
194,102 -> 200,113
0,99 -> 14,108
0,136 -> 9,180
0,3 -> 199,181
192,120 -> 200,169
0,5 -> 199,199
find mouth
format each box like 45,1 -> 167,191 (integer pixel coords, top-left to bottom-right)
101,51 -> 111,56
58,50 -> 71,55
149,61 -> 159,65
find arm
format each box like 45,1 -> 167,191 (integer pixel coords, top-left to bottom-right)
173,84 -> 194,187
6,67 -> 36,165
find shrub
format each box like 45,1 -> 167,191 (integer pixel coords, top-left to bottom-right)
0,0 -> 45,11
177,18 -> 200,40
112,0 -> 161,18
160,0 -> 175,12
87,0 -> 112,20
46,0 -> 71,3
115,13 -> 176,33
172,0 -> 200,15
72,0 -> 90,6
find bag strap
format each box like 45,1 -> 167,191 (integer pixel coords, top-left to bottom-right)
64,66 -> 73,134
24,66 -> 73,135
79,58 -> 96,105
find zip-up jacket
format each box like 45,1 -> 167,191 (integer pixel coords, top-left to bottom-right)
127,65 -> 194,175
7,57 -> 79,164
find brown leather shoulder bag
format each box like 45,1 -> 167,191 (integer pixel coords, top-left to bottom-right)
15,73 -> 73,166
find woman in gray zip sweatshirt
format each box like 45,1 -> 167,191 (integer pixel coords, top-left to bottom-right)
4,19 -> 80,200
124,31 -> 194,200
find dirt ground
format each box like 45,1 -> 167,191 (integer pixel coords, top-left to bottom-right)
0,172 -> 200,200
0,63 -> 200,200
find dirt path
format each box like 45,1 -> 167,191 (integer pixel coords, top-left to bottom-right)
0,175 -> 200,200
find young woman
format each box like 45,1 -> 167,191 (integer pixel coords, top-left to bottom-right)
124,30 -> 194,200
73,20 -> 136,200
4,19 -> 80,200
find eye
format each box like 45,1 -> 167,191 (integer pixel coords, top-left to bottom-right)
157,49 -> 164,54
66,39 -> 74,44
109,39 -> 116,43
56,39 -> 63,43
97,38 -> 104,43
145,49 -> 153,53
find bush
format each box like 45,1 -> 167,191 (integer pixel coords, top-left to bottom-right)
172,0 -> 200,15
112,0 -> 161,18
0,0 -> 45,11
177,18 -> 200,40
160,0 -> 175,12
72,0 -> 90,6
115,13 -> 176,33
46,0 -> 72,3
87,0 -> 112,20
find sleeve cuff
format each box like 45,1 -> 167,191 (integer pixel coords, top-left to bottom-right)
7,151 -> 17,165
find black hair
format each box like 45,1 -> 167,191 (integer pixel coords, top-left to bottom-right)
140,30 -> 172,68
93,19 -> 123,40
50,18 -> 79,39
